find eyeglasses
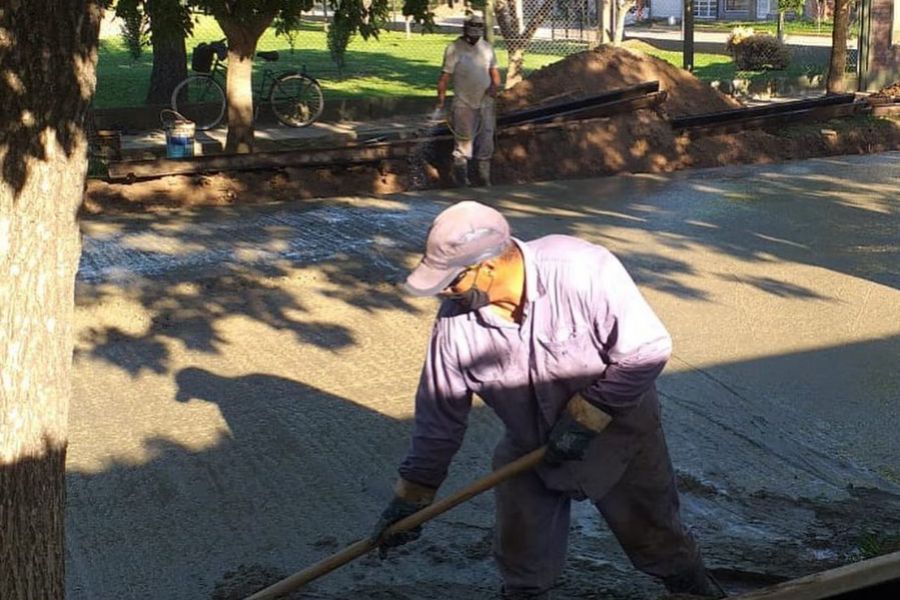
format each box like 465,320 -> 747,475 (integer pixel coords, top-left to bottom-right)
440,264 -> 481,296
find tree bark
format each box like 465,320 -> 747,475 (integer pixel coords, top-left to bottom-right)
145,0 -> 188,105
213,10 -> 277,154
826,0 -> 852,93
0,1 -> 102,597
495,0 -> 556,89
506,43 -> 527,88
614,0 -> 636,45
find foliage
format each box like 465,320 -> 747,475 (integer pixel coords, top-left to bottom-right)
327,0 -> 433,73
116,0 -> 150,59
777,0 -> 805,15
726,30 -> 790,71
273,11 -> 304,53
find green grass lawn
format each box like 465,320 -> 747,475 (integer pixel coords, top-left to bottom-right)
622,41 -> 824,85
95,18 -> 564,108
94,16 -> 824,109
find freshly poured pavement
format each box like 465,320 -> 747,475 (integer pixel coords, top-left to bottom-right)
69,152 -> 899,599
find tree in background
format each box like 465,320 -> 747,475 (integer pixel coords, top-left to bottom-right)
493,0 -> 556,88
0,1 -> 104,596
614,0 -> 636,45
776,0 -> 805,42
190,0 -> 431,152
116,0 -> 194,105
191,1 -> 314,153
825,0 -> 853,93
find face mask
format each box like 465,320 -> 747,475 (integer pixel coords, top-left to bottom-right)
452,286 -> 491,311
463,24 -> 483,45
443,265 -> 492,311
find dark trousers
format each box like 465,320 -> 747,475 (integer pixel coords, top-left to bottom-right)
492,387 -> 701,596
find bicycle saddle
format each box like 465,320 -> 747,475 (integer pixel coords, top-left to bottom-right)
257,51 -> 279,62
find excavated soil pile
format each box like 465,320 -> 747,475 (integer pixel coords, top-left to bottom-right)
871,81 -> 900,101
497,43 -> 742,118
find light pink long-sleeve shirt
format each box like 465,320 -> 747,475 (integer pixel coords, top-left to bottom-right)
399,235 -> 672,489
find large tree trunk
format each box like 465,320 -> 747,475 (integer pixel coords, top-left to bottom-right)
505,41 -> 528,89
145,0 -> 188,105
826,0 -> 852,93
0,1 -> 102,597
213,10 -> 277,154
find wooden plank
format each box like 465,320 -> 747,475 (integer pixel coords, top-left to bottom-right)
107,136 -> 454,181
872,104 -> 900,118
729,550 -> 900,600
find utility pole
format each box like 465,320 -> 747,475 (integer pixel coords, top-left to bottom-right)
683,0 -> 694,72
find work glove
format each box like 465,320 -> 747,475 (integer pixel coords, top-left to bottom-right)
543,394 -> 612,466
371,478 -> 435,558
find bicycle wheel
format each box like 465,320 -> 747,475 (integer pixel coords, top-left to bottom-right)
270,73 -> 324,128
171,75 -> 226,131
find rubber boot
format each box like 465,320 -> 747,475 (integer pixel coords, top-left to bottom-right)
453,157 -> 469,187
477,159 -> 492,186
662,566 -> 727,598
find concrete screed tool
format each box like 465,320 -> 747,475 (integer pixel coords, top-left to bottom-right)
243,446 -> 548,600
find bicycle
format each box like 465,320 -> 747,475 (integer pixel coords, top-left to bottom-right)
171,39 -> 325,131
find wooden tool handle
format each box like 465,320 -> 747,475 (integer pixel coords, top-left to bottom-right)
244,446 -> 547,600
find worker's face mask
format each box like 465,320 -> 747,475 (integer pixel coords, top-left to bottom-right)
463,24 -> 483,45
442,265 -> 491,311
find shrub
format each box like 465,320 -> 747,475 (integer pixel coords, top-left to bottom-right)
727,31 -> 791,71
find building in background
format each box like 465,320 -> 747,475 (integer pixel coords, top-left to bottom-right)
858,0 -> 900,90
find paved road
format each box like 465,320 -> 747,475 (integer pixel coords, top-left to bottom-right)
69,153 -> 900,599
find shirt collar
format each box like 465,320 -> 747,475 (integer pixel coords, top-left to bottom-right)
469,237 -> 544,326
513,237 -> 545,303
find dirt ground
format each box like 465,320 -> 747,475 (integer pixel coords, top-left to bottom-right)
83,46 -> 900,215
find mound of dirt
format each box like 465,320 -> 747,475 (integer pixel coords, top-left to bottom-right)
498,43 -> 742,118
871,80 -> 900,100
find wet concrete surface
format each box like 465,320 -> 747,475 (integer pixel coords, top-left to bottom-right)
68,153 -> 900,599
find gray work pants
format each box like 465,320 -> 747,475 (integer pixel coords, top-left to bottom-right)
492,387 -> 701,597
451,98 -> 496,161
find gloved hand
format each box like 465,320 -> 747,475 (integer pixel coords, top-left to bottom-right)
371,478 -> 435,558
543,394 -> 612,466
544,411 -> 597,466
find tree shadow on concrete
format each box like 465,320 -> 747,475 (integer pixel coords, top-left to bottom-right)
75,200 -> 442,376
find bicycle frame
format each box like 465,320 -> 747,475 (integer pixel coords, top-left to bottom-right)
198,54 -> 302,118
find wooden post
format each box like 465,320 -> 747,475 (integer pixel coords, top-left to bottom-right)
683,0 -> 694,72
856,0 -> 871,90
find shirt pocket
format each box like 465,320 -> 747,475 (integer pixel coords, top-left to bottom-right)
538,330 -> 606,388
465,350 -> 525,396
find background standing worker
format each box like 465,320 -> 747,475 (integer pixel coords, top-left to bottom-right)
372,201 -> 727,600
437,14 -> 502,186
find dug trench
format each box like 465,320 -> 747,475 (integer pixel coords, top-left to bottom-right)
82,44 -> 900,215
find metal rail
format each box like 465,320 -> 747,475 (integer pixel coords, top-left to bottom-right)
670,93 -> 857,131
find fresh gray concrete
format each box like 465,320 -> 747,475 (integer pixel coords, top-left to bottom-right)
69,153 -> 900,599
